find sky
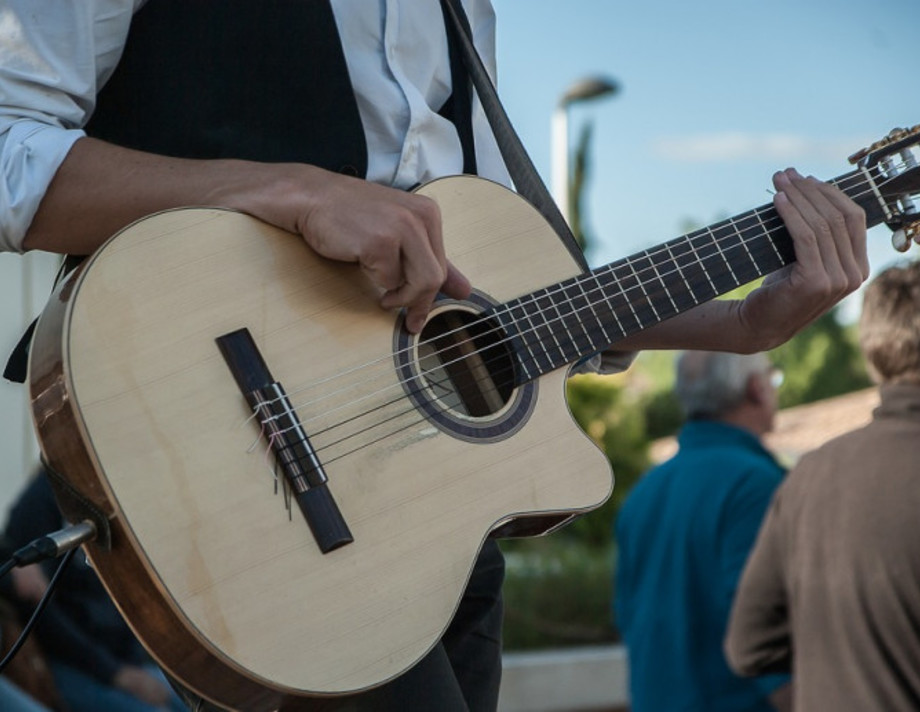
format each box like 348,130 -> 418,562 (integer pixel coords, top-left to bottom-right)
491,0 -> 919,320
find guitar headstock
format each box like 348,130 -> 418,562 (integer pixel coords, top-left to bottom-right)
849,124 -> 920,252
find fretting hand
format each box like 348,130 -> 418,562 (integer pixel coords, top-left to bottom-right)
737,167 -> 869,350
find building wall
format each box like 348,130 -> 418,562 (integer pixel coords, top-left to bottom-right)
0,252 -> 60,515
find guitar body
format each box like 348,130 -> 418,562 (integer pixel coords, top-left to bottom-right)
28,176 -> 613,710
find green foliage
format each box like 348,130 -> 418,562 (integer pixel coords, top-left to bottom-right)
642,387 -> 683,440
570,121 -> 594,255
500,535 -> 617,650
562,373 -> 651,548
770,309 -> 871,407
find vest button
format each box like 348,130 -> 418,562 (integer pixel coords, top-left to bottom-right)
339,165 -> 359,176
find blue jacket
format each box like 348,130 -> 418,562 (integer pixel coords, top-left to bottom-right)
614,420 -> 789,712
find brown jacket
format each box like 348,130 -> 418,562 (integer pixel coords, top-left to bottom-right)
726,383 -> 920,711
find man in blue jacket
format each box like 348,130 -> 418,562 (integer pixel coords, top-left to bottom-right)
615,350 -> 791,711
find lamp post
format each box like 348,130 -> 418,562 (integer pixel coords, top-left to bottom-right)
551,76 -> 620,225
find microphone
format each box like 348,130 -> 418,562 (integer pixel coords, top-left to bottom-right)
11,521 -> 97,566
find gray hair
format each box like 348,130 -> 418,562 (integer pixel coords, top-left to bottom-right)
859,260 -> 920,385
675,351 -> 770,420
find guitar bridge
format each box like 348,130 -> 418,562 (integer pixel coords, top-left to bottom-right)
216,328 -> 353,554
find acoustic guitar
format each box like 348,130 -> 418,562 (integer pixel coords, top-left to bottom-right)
28,125 -> 919,710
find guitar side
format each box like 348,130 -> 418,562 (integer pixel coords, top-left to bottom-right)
29,176 -> 613,709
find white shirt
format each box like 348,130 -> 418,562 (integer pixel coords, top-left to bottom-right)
0,0 -> 509,252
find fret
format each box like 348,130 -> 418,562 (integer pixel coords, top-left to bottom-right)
752,208 -> 787,266
726,214 -> 764,279
667,238 -> 718,305
708,224 -> 743,287
684,234 -> 719,296
508,302 -> 555,377
631,252 -> 680,322
716,219 -> 762,285
534,287 -> 583,365
609,261 -> 658,329
624,255 -> 664,322
663,242 -> 699,306
651,257 -> 679,312
491,307 -> 535,384
652,239 -> 704,313
599,263 -> 644,330
559,280 -> 604,356
582,271 -> 624,345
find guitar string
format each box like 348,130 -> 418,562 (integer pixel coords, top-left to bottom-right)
247,173 -> 901,472
245,164 -> 902,463
311,167 -> 879,399
245,166 -> 888,459
254,166 -> 882,430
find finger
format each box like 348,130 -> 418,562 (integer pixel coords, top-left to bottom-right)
442,260 -> 472,300
412,194 -> 449,276
774,170 -> 846,287
779,169 -> 867,292
377,244 -> 444,334
359,232 -> 406,293
809,176 -> 869,280
785,170 -> 860,278
400,195 -> 474,302
772,172 -> 823,270
382,283 -> 438,333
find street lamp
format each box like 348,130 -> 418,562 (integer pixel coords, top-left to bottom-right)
551,75 -> 620,224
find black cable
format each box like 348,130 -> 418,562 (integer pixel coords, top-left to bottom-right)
0,546 -> 77,673
0,521 -> 97,673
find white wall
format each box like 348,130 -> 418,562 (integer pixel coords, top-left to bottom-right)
0,251 -> 60,514
499,645 -> 628,711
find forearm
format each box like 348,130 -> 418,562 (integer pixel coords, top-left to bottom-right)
22,135 -> 470,333
22,136 -> 327,255
613,300 -> 771,355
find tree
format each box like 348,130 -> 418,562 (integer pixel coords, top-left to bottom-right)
771,307 -> 871,406
568,121 -> 594,256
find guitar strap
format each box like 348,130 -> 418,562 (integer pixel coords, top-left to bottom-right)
439,0 -> 588,272
438,1 -> 477,176
3,255 -> 82,384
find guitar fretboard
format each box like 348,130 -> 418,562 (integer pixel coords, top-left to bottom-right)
493,168 -> 873,383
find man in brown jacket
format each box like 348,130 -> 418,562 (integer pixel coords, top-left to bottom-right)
725,259 -> 920,711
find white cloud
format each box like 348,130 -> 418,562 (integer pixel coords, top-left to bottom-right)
653,132 -> 875,164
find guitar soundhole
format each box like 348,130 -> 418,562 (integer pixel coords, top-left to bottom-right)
417,308 -> 515,418
394,293 -> 536,443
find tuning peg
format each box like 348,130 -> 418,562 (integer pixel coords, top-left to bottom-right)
892,229 -> 911,252
891,222 -> 920,252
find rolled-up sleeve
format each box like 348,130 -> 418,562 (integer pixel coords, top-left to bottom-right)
0,1 -> 136,252
0,122 -> 84,252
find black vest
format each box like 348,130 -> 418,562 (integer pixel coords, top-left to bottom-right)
86,0 -> 368,176
5,1 -> 478,384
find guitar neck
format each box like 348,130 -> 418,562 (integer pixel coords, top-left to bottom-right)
494,168 -> 879,381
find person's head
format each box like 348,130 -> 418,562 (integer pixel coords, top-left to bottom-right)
675,350 -> 779,435
859,260 -> 920,386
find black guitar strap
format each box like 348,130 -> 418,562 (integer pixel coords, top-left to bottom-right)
439,0 -> 588,272
4,255 -> 82,384
438,1 -> 477,176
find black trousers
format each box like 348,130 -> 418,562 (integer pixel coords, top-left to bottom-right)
173,540 -> 505,712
